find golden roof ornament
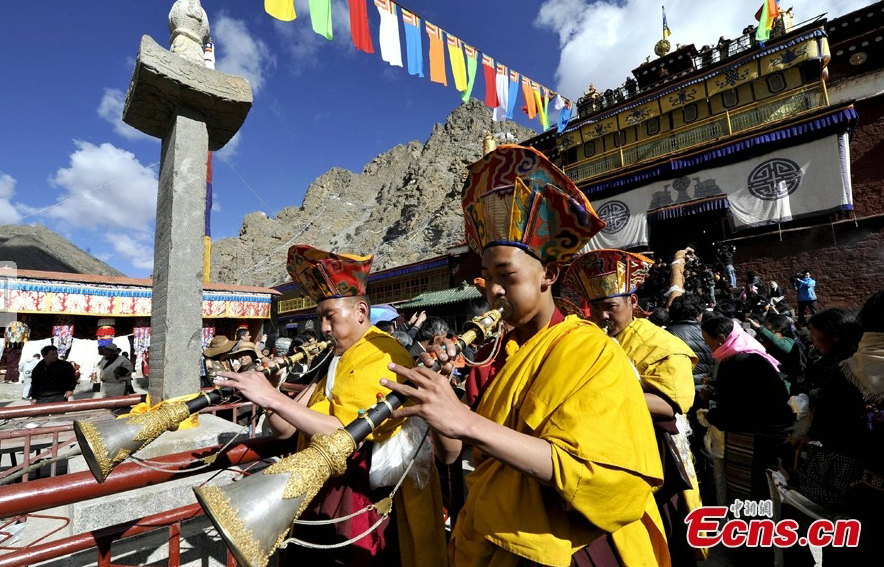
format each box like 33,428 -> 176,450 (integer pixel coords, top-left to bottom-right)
654,39 -> 671,57
483,131 -> 497,155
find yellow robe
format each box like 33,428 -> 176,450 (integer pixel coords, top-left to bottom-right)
615,318 -> 697,415
300,326 -> 447,567
615,317 -> 705,556
451,315 -> 669,567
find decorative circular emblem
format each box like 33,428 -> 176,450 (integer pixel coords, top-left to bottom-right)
747,159 -> 803,200
849,52 -> 867,66
655,39 -> 671,57
597,200 -> 630,234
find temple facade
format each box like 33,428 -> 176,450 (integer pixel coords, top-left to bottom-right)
523,2 -> 884,308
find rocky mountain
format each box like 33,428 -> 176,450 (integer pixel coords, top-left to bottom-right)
211,98 -> 536,287
0,224 -> 125,276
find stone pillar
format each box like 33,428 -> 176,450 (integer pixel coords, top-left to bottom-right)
123,0 -> 251,400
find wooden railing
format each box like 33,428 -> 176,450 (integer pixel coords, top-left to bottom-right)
278,296 -> 315,314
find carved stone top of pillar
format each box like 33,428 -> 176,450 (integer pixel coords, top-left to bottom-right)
168,0 -> 210,65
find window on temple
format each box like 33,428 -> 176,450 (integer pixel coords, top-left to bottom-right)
645,117 -> 661,136
722,89 -> 740,109
683,103 -> 699,124
613,130 -> 627,147
766,72 -> 786,94
583,141 -> 596,158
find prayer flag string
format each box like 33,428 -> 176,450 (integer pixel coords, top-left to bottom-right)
264,0 -> 572,130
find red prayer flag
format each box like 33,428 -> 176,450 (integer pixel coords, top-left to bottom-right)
347,0 -> 374,53
482,54 -> 498,108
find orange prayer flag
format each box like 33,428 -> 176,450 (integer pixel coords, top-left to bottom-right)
426,22 -> 447,86
522,77 -> 537,119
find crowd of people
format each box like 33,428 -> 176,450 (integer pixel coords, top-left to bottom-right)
16,143 -> 873,564
17,343 -> 136,403
203,146 -> 881,565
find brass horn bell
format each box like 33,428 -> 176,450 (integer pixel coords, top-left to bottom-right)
194,428 -> 356,567
73,402 -> 191,483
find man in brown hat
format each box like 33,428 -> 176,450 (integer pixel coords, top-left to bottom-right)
201,335 -> 236,387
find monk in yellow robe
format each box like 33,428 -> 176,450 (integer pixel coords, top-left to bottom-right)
383,146 -> 670,567
564,250 -> 706,565
217,244 -> 446,567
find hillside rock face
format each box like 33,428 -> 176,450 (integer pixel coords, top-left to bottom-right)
0,224 -> 125,276
211,99 -> 535,287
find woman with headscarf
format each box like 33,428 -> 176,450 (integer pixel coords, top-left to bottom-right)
699,314 -> 794,501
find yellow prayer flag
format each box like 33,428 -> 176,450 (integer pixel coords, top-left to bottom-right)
264,0 -> 296,21
447,34 -> 467,92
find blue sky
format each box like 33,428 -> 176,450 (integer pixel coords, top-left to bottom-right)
0,0 -> 867,277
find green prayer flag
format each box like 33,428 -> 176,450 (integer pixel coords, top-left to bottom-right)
309,0 -> 333,40
462,47 -> 478,103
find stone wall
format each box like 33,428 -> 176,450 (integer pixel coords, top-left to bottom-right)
736,217 -> 884,309
849,96 -> 884,215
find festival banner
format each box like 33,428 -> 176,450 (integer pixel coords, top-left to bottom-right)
309,0 -> 333,39
447,34 -> 467,92
347,0 -> 374,53
401,8 -> 423,77
426,22 -> 447,86
265,0 -> 296,21
482,55 -> 498,109
375,0 -> 402,67
586,134 -> 852,249
587,188 -> 652,250
462,44 -> 478,102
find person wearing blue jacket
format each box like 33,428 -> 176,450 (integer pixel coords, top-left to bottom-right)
792,270 -> 817,325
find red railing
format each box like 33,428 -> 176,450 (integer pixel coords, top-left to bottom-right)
0,436 -> 285,566
0,394 -> 262,484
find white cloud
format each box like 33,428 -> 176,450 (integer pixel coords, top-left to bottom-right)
274,0 -> 353,75
106,231 -> 154,270
216,130 -> 242,160
97,88 -> 156,142
0,172 -> 23,225
211,199 -> 221,213
213,15 -> 274,94
535,0 -> 870,99
47,141 -> 158,232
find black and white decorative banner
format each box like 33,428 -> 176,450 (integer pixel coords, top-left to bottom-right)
584,134 -> 852,251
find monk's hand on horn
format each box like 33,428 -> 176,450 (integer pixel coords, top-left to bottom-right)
418,338 -> 459,375
214,370 -> 286,409
382,364 -> 472,439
